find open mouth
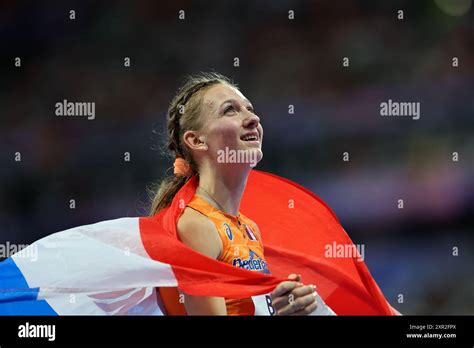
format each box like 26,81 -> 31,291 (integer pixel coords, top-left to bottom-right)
240,134 -> 259,142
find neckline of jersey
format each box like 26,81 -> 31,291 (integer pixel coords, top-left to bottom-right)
194,193 -> 243,222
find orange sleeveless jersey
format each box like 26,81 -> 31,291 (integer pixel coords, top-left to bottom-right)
158,194 -> 271,316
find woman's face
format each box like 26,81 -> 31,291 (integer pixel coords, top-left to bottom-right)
194,83 -> 263,168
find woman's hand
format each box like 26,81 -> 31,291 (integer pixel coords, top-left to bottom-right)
270,274 -> 318,316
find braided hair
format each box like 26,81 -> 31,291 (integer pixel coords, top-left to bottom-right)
150,72 -> 237,215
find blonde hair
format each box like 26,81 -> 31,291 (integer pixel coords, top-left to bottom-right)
149,72 -> 237,215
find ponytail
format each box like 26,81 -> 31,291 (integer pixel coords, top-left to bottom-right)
149,174 -> 188,216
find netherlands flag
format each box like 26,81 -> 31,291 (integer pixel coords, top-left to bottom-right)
0,170 -> 396,316
245,225 -> 257,241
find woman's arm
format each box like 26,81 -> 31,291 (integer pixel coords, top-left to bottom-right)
177,207 -> 227,315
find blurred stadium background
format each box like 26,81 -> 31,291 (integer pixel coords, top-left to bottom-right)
0,0 -> 473,314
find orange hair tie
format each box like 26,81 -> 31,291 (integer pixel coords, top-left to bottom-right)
173,157 -> 193,177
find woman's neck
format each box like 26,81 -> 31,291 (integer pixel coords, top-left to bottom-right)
197,163 -> 251,216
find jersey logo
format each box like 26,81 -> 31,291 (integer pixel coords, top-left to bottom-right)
232,249 -> 271,274
223,223 -> 233,241
244,224 -> 257,241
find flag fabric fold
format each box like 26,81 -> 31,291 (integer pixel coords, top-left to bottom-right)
0,170 -> 395,315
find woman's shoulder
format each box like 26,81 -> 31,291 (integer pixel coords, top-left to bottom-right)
177,207 -> 223,259
178,206 -> 214,230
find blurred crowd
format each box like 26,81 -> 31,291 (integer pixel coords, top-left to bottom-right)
1,0 -> 473,314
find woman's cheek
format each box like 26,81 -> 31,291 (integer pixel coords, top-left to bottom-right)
206,130 -> 235,157
215,124 -> 240,149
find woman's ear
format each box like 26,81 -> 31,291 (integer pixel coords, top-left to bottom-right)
183,130 -> 208,152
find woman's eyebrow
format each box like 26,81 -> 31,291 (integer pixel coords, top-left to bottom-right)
219,98 -> 253,108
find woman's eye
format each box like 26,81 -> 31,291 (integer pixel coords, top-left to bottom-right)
224,105 -> 235,114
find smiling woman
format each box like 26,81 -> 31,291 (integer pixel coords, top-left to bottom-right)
150,72 -> 320,315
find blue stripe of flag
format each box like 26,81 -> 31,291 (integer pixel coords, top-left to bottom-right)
0,258 -> 57,315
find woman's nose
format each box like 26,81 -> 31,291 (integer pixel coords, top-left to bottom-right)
244,112 -> 260,128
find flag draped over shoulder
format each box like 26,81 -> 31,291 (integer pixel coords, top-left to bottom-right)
0,170 -> 395,315
240,171 -> 394,315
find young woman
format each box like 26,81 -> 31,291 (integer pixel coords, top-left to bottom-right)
150,72 -> 318,315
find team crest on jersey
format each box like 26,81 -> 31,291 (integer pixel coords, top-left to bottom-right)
244,224 -> 257,241
232,249 -> 271,274
223,223 -> 233,240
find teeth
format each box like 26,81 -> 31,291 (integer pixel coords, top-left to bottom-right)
242,135 -> 258,141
